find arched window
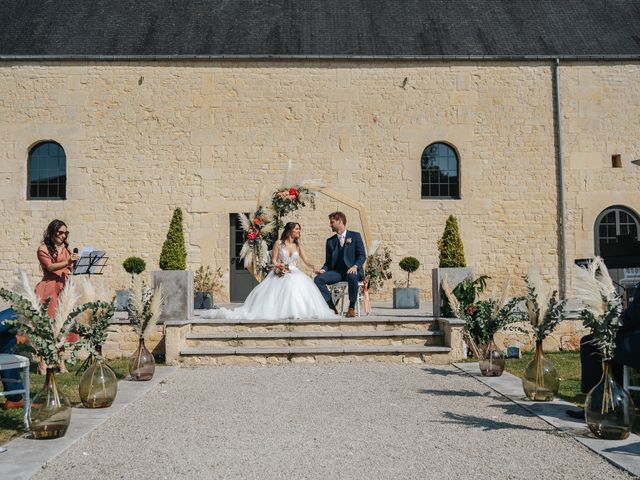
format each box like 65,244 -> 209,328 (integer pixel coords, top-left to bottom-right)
595,206 -> 640,258
28,142 -> 66,200
421,142 -> 459,199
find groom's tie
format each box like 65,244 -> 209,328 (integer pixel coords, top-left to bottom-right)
339,235 -> 345,247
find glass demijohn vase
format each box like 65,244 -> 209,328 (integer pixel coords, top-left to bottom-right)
30,368 -> 72,439
479,335 -> 505,377
129,336 -> 155,381
585,361 -> 636,440
522,340 -> 559,401
79,354 -> 118,408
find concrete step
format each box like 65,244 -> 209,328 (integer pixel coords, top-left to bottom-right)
189,318 -> 439,334
184,329 -> 443,348
179,345 -> 452,365
190,315 -> 435,325
186,329 -> 442,340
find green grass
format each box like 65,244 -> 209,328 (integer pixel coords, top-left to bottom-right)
504,351 -> 584,405
0,359 -> 129,445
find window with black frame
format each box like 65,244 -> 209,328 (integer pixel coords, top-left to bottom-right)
28,141 -> 67,200
421,142 -> 459,199
596,206 -> 640,261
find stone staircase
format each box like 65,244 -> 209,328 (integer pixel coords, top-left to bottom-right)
165,305 -> 465,365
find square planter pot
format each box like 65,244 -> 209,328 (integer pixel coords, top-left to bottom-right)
115,289 -> 129,312
153,270 -> 194,322
393,288 -> 420,309
194,292 -> 214,310
431,267 -> 474,318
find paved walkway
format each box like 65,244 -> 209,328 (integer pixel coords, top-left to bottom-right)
15,363 -> 634,480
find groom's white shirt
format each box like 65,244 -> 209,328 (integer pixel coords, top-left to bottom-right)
337,230 -> 348,246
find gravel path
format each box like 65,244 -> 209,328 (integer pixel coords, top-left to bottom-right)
33,364 -> 632,480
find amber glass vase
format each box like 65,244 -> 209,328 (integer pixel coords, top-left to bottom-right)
30,368 -> 71,439
479,335 -> 505,377
585,361 -> 636,440
129,336 -> 155,381
79,358 -> 118,408
522,341 -> 559,401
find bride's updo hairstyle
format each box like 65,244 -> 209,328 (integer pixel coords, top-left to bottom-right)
280,222 -> 301,245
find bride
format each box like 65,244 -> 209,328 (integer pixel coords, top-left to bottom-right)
202,222 -> 337,320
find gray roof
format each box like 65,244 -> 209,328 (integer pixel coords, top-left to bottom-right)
1,0 -> 640,58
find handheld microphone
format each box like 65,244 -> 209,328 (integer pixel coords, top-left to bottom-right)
72,248 -> 79,271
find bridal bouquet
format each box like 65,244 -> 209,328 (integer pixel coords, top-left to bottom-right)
272,263 -> 291,277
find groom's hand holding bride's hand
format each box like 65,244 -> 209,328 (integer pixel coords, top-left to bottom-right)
347,266 -> 357,275
314,267 -> 325,275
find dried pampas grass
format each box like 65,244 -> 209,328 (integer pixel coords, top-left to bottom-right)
573,257 -> 615,317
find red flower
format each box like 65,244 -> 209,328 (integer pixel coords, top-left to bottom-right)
253,217 -> 263,226
289,187 -> 298,198
247,231 -> 258,240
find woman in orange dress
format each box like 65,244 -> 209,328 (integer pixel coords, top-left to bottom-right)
34,219 -> 79,373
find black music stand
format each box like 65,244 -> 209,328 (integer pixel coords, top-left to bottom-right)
72,250 -> 108,278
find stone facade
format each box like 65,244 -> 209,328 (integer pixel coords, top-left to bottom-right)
0,60 -> 639,307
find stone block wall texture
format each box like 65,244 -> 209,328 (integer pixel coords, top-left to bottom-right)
0,61 -> 639,304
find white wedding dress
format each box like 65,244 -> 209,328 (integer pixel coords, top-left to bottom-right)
202,249 -> 337,320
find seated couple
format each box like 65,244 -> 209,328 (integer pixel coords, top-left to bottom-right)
204,211 -> 366,320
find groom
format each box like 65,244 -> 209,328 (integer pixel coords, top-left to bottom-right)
314,211 -> 366,317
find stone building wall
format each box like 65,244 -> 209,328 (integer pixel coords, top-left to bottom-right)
0,60 -> 638,305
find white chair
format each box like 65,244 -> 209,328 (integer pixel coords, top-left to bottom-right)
329,281 -> 365,317
0,353 -> 30,428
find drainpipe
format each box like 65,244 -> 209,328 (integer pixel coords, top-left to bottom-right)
553,58 -> 568,298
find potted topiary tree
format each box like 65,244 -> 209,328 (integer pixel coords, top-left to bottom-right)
117,256 -> 146,311
193,265 -> 223,309
153,207 -> 194,322
393,256 -> 421,308
432,215 -> 474,317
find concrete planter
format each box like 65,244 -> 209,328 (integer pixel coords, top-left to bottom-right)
393,287 -> 420,309
194,292 -> 214,310
153,270 -> 194,322
115,289 -> 129,312
431,267 -> 474,318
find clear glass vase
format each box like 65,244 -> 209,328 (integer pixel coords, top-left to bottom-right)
129,337 -> 155,381
522,341 -> 559,401
585,361 -> 636,440
30,368 -> 71,439
479,335 -> 505,377
79,359 -> 118,408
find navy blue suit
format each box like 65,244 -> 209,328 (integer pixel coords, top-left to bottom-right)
314,231 -> 366,309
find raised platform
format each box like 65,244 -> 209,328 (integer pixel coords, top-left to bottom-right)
165,304 -> 465,365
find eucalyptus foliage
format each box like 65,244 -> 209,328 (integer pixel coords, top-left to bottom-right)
74,301 -> 115,368
0,287 -> 99,367
523,272 -> 566,342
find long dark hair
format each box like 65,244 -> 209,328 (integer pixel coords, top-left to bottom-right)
42,219 -> 68,259
280,222 -> 301,245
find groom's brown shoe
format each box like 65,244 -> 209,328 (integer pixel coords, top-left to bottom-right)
346,308 -> 356,318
